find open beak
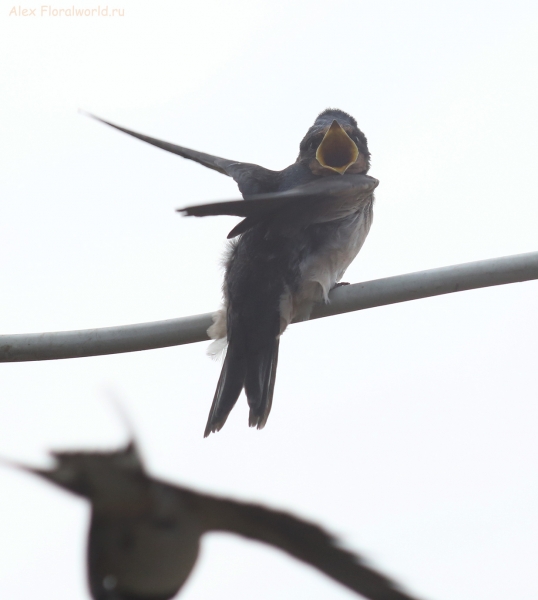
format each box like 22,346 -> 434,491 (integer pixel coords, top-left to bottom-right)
0,455 -> 64,488
315,120 -> 359,174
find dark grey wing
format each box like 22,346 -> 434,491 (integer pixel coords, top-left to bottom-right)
83,112 -> 278,195
185,491 -> 421,600
179,174 -> 379,238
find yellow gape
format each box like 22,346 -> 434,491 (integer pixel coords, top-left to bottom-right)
316,120 -> 359,174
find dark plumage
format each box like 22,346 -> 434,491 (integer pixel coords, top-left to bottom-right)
87,110 -> 378,435
9,441 -> 422,600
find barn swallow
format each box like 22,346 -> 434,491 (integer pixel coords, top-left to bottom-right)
86,110 -> 378,435
7,441 -> 421,600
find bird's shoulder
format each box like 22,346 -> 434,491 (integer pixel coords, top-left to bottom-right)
233,161 -> 316,196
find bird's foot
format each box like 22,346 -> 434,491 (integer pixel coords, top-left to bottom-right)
333,282 -> 350,288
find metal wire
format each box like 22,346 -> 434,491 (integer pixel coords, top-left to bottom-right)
1,251 -> 537,362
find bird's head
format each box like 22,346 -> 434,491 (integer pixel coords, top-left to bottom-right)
16,442 -> 149,513
298,108 -> 370,176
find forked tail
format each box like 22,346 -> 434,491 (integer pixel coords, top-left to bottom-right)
204,336 -> 280,436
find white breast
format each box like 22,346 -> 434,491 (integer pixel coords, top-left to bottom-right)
281,202 -> 373,327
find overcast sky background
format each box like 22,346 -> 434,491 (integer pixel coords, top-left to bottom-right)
1,1 -> 538,599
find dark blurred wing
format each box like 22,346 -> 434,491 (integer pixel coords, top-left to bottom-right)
189,491 -> 420,600
83,112 -> 277,195
179,174 -> 379,238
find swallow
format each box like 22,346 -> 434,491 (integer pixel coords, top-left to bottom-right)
86,110 -> 378,435
7,440 -> 421,600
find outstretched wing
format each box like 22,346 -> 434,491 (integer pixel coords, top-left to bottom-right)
179,174 -> 378,238
185,490 -> 421,600
83,112 -> 278,196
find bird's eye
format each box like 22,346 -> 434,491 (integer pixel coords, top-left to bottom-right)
308,136 -> 322,150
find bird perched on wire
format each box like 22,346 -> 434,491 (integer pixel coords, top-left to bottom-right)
86,110 -> 378,435
6,440 -> 420,600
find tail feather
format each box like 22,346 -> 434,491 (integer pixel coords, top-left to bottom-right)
245,338 -> 280,429
204,349 -> 246,437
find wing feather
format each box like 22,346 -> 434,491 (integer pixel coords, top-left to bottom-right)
83,112 -> 277,194
179,174 -> 379,237
184,490 -> 421,600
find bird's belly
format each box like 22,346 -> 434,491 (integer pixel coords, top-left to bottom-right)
89,518 -> 201,599
281,207 -> 372,327
209,202 -> 373,347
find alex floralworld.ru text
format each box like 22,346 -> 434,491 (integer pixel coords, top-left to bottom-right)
8,6 -> 125,17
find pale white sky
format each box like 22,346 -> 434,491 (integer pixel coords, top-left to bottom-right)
1,1 -> 538,599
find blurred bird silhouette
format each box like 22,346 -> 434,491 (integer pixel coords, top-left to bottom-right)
87,110 -> 378,435
9,440 -> 421,600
